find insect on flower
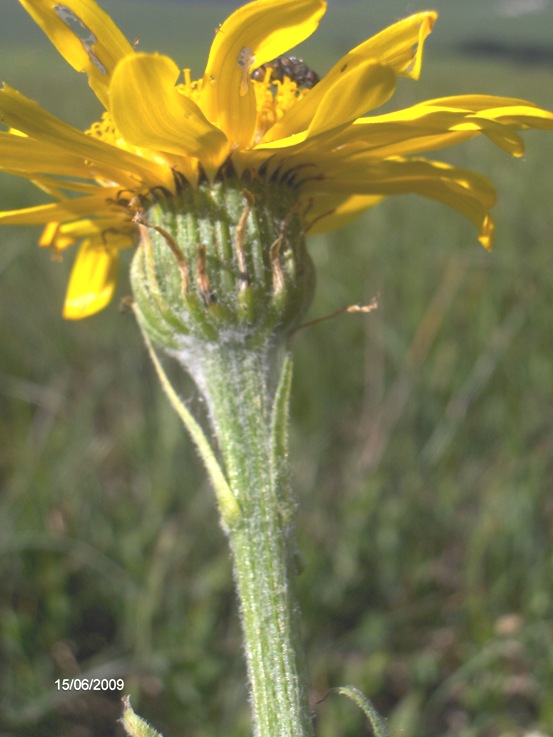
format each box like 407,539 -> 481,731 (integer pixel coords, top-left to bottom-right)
250,55 -> 320,89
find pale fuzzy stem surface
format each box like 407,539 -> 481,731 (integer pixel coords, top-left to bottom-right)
179,340 -> 313,737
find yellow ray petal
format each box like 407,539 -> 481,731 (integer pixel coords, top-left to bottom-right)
305,193 -> 384,235
18,0 -> 134,108
0,84 -> 170,188
0,131 -> 107,178
109,53 -> 228,171
261,12 -> 436,143
40,217 -> 135,251
267,94 -> 552,169
345,97 -> 553,159
264,60 -> 396,143
345,12 -> 437,80
30,177 -> 111,197
259,91 -> 553,161
0,189 -> 126,225
427,98 -> 553,144
63,238 -> 119,319
305,157 -> 497,249
323,107 -> 527,158
425,94 -> 553,124
40,222 -> 76,251
201,0 -> 326,147
268,6 -> 435,143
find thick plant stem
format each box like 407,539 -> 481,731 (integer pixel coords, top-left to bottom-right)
187,340 -> 313,737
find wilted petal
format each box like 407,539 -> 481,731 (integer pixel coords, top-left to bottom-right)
18,0 -> 134,108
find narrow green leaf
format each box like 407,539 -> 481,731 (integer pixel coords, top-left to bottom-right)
121,696 -> 163,737
330,685 -> 390,737
134,306 -> 241,528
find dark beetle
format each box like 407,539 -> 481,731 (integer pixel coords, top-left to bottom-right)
250,55 -> 320,89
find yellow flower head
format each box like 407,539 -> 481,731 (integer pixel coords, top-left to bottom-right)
1,0 -> 552,318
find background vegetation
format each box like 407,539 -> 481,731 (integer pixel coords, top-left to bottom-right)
1,2 -> 552,736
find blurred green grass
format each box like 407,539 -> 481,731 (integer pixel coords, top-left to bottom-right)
1,2 -> 553,736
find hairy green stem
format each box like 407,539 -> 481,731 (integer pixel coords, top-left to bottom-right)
190,340 -> 312,737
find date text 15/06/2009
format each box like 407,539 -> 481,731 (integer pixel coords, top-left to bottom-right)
55,678 -> 125,691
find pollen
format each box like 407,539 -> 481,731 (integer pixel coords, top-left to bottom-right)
177,68 -> 202,105
251,73 -> 310,145
86,112 -> 120,146
86,111 -> 168,172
